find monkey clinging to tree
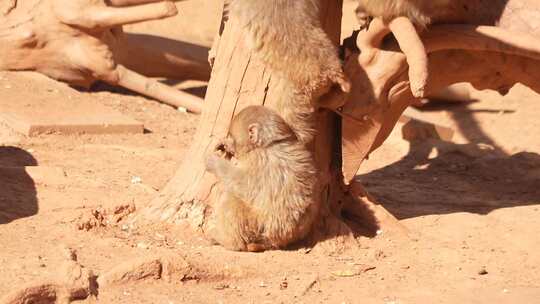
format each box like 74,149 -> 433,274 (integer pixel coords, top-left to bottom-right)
228,0 -> 351,144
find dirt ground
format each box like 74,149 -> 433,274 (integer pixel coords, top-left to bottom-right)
1,1 -> 540,303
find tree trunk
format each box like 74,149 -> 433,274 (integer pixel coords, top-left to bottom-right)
136,0 -> 399,252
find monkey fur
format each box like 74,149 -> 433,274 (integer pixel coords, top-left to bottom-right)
356,0 -> 451,28
228,0 -> 351,144
206,106 -> 319,252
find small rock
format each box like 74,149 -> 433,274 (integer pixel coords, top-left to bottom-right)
62,247 -> 78,261
331,269 -> 361,277
137,242 -> 150,250
130,176 -> 142,184
214,283 -> 229,290
478,267 -> 488,275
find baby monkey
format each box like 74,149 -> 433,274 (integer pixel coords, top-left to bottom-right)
206,106 -> 319,252
356,0 -> 451,97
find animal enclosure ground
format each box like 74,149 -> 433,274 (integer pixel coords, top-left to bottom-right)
1,1 -> 540,302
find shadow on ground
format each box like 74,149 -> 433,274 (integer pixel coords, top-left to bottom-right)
0,146 -> 38,224
358,101 -> 540,220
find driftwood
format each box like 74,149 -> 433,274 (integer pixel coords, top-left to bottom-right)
0,0 -> 210,113
341,0 -> 540,182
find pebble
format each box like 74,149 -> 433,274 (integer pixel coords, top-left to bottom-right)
478,267 -> 488,275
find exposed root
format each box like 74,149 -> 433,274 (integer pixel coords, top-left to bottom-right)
356,16 -> 428,98
388,17 -> 428,98
356,17 -> 391,65
1,0 -> 207,113
344,182 -> 410,239
115,65 -> 203,113
0,248 -> 97,304
53,0 -> 178,29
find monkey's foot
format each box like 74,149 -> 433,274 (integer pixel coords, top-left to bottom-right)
246,243 -> 268,252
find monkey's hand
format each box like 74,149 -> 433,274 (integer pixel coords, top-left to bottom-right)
205,153 -> 222,174
206,151 -> 236,175
214,139 -> 234,160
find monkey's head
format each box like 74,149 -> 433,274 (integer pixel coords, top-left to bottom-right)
218,106 -> 297,157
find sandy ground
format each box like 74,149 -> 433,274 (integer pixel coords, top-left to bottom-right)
1,1 -> 540,303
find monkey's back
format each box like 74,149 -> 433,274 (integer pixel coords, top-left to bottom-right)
229,0 -> 338,86
242,142 -> 319,248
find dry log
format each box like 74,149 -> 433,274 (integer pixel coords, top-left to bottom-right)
0,0 -> 209,112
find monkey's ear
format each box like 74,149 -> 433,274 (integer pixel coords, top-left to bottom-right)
248,123 -> 260,145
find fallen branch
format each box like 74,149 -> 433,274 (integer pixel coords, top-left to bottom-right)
0,0 -> 206,113
116,65 -> 203,113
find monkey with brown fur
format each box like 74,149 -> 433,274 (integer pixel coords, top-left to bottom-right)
228,0 -> 351,144
355,0 -> 451,98
205,105 -> 319,252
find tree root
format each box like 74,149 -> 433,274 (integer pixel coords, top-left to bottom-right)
356,17 -> 428,98
0,248 -> 97,304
